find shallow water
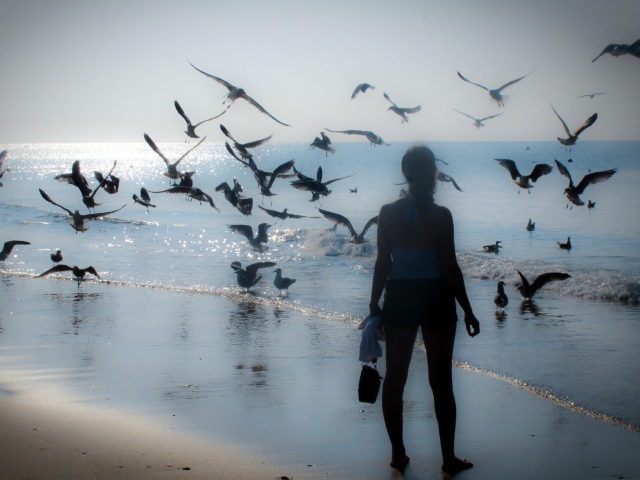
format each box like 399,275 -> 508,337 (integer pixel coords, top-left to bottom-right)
0,140 -> 639,431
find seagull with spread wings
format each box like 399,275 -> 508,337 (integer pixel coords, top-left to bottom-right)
230,261 -> 277,290
220,124 -> 273,160
144,133 -> 205,181
132,187 -> 156,212
317,209 -> 378,247
554,159 -> 616,208
592,38 -> 640,62
39,188 -> 126,233
258,205 -> 319,224
516,270 -> 571,299
227,223 -> 272,252
35,264 -> 101,283
454,109 -> 503,128
579,93 -> 605,99
175,100 -> 226,139
383,93 -> 422,123
189,62 -> 290,127
216,179 -> 253,216
351,83 -> 375,99
0,240 -> 30,263
457,69 -> 534,107
290,166 -> 354,205
324,128 -> 389,146
310,131 -> 335,155
550,105 -> 597,150
495,159 -> 553,193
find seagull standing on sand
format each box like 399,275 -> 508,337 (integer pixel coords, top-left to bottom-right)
495,159 -> 553,193
453,109 -> 503,128
351,83 -> 375,99
558,237 -> 572,250
0,150 -> 10,187
317,209 -> 378,247
133,188 -> 156,212
310,132 -> 335,155
175,100 -> 225,139
493,281 -> 508,310
526,219 -> 535,231
383,93 -> 422,123
189,63 -> 290,127
325,128 -> 390,146
554,159 -> 617,208
592,38 -> 640,62
144,133 -> 206,181
516,270 -> 571,299
1,240 -> 30,263
50,249 -> 63,264
35,265 -> 100,283
39,188 -> 126,233
457,69 -> 534,107
230,261 -> 277,290
273,268 -> 296,294
227,223 -> 272,252
550,105 -> 597,150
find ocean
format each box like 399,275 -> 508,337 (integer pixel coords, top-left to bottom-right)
1,140 -> 639,439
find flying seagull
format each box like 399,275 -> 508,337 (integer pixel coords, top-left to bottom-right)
351,83 -> 375,99
258,205 -> 319,224
493,281 -> 508,310
457,69 -> 534,107
187,188 -> 220,211
175,100 -> 225,139
0,150 -> 10,187
81,160 -> 118,211
220,124 -> 273,160
290,166 -> 354,204
144,133 -> 205,181
35,264 -> 101,282
495,159 -> 553,193
227,223 -> 272,252
216,180 -> 253,216
310,131 -> 335,155
383,93 -> 422,123
579,93 -> 605,99
516,270 -> 571,299
39,188 -> 126,233
0,240 -> 30,263
230,261 -> 277,290
317,209 -> 378,246
93,170 -> 120,194
437,171 -> 463,192
587,200 -> 596,209
592,38 -> 640,62
453,109 -> 503,128
189,62 -> 290,127
273,267 -> 296,294
324,128 -> 389,146
554,159 -> 616,208
550,105 -> 597,150
132,187 -> 156,212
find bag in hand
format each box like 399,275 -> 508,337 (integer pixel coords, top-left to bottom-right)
358,363 -> 383,404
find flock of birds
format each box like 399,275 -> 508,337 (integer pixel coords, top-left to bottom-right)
0,38 -> 636,303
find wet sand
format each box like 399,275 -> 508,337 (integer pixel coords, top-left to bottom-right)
0,275 -> 639,479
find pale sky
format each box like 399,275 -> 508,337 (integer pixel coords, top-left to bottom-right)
0,0 -> 638,143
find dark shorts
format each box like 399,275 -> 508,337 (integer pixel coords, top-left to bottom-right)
381,278 -> 458,330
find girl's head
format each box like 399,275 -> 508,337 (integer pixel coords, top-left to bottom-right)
401,144 -> 437,206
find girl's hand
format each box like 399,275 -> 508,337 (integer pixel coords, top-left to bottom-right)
464,313 -> 480,337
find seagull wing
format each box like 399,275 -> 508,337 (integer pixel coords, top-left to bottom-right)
383,93 -> 397,107
318,209 -> 357,236
258,205 -> 281,218
227,224 -> 254,240
174,100 -> 192,125
39,189 -> 74,215
245,261 -> 277,278
351,84 -> 364,99
320,131 -> 331,144
1,240 -> 30,257
495,159 -> 521,181
35,264 -> 73,278
574,169 -> 617,195
290,179 -> 323,193
572,113 -> 597,138
149,186 -> 191,194
192,110 -> 227,128
399,105 -> 422,114
225,142 -> 251,167
90,160 -> 117,199
550,105 -> 572,137
84,266 -> 100,278
81,204 -> 126,220
457,71 -> 489,91
554,159 -> 574,186
240,93 -> 290,127
215,182 -> 231,192
479,113 -> 504,122
495,70 -> 534,93
528,164 -> 553,182
440,173 -> 464,191
140,188 -> 151,202
173,136 -> 206,167
516,270 -> 530,289
189,62 -> 236,91
529,272 -> 571,294
592,44 -> 617,62
454,109 -> 476,121
240,134 -> 274,149
71,160 -> 92,197
324,129 -> 367,137
361,216 -> 379,236
0,150 -> 6,170
144,133 -> 171,166
323,173 -> 355,186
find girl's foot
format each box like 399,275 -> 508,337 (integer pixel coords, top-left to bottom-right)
442,457 -> 473,475
390,455 -> 410,470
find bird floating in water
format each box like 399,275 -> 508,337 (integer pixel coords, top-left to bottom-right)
35,264 -> 100,283
516,270 -> 571,299
324,128 -> 389,146
554,159 -> 617,208
310,132 -> 335,155
579,93 -> 605,99
273,267 -> 296,294
0,150 -> 10,187
216,180 -> 253,216
453,109 -> 503,128
144,133 -> 205,181
132,188 -> 156,212
550,105 -> 597,150
495,159 -> 553,193
39,188 -> 126,233
494,281 -> 508,310
175,100 -> 225,139
558,237 -> 572,250
317,209 -> 378,247
220,124 -> 273,160
189,62 -> 290,127
526,219 -> 535,231
587,200 -> 596,209
457,69 -> 534,107
349,187 -> 358,193
351,83 -> 375,99
230,261 -> 277,290
1,240 -> 30,263
592,38 -> 640,62
258,205 -> 319,224
50,249 -> 63,264
482,241 -> 502,253
383,93 -> 422,123
227,223 -> 272,252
